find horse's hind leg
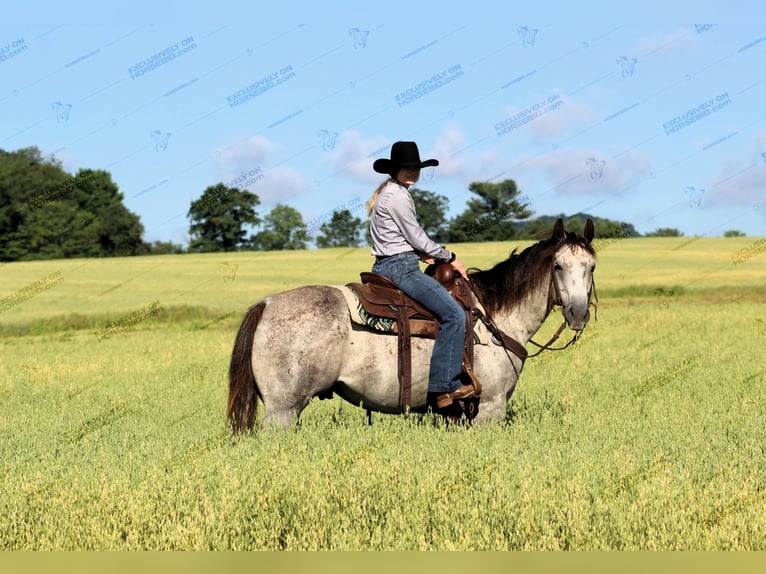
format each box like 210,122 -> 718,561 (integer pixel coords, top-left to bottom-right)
253,286 -> 350,427
262,400 -> 305,428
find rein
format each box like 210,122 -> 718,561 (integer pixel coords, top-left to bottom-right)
527,270 -> 598,357
469,263 -> 598,366
526,321 -> 579,357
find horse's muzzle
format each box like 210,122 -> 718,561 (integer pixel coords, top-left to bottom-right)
563,304 -> 590,332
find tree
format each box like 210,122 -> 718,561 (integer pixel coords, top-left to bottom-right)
316,209 -> 364,248
723,230 -> 746,237
0,147 -> 146,261
564,213 -> 639,239
253,204 -> 308,250
73,169 -> 147,256
447,179 -> 532,243
187,184 -> 260,252
146,240 -> 185,254
515,214 -> 639,240
409,187 -> 450,243
645,227 -> 683,237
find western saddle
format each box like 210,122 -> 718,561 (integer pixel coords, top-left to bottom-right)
345,263 -> 483,411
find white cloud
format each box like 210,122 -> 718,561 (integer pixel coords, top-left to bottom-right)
530,97 -> 594,141
256,167 -> 313,207
322,130 -> 391,183
516,146 -> 652,197
213,134 -> 278,168
496,92 -> 595,143
630,27 -> 697,58
430,123 -> 469,176
321,126 -> 489,188
707,134 -> 766,207
211,134 -> 309,206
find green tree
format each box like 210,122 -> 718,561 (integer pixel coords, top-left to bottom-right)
409,187 -> 450,243
253,204 -> 308,250
645,227 -> 683,237
515,214 -> 639,240
187,184 -> 260,252
564,213 -> 638,239
0,148 -> 146,261
316,209 -> 364,248
447,179 -> 532,242
146,240 -> 185,254
1,147 -> 70,260
723,229 -> 746,237
74,169 -> 147,256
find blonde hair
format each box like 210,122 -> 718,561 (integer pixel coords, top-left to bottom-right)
366,177 -> 392,216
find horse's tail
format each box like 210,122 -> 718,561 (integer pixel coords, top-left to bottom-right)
227,301 -> 265,433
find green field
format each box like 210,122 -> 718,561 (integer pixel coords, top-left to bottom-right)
1,237 -> 765,550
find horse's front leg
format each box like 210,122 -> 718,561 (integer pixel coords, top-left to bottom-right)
471,393 -> 507,425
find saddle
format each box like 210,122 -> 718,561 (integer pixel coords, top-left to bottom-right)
345,263 -> 482,410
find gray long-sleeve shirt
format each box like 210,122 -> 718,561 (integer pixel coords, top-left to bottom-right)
369,180 -> 452,261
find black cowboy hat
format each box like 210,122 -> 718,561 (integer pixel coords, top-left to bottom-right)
373,141 -> 439,175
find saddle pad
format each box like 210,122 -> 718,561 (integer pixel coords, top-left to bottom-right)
335,285 -> 490,346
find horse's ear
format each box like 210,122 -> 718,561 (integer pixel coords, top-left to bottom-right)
553,218 -> 565,240
584,218 -> 595,244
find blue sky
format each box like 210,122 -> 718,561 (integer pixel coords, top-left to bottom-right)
2,1 -> 765,245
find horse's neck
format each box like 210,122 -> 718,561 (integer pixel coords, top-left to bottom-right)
491,276 -> 552,345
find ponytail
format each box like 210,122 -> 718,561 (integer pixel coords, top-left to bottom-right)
366,178 -> 391,216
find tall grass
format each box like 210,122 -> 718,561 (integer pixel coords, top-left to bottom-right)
0,238 -> 764,549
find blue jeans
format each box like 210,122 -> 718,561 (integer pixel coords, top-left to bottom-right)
372,252 -> 465,394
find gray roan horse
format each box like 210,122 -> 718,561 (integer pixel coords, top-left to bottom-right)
227,218 -> 596,431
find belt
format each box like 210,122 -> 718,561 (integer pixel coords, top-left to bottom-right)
375,251 -> 414,263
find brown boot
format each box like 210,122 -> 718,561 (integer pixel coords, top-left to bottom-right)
430,384 -> 475,409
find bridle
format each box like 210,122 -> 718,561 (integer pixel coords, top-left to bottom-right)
526,261 -> 598,358
472,258 -> 597,371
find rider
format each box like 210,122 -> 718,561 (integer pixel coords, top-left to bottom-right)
368,141 -> 475,409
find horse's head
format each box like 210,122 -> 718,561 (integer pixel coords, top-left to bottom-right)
550,218 -> 596,332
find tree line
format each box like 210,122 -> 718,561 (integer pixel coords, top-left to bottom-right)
1,145 -> 712,262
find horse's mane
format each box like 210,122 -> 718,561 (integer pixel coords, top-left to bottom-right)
468,230 -> 595,316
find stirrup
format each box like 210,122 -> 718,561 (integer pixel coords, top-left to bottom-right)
462,355 -> 482,396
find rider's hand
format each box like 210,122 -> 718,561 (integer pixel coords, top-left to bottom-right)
451,258 -> 468,279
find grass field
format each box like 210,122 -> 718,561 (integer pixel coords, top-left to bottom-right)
1,237 -> 765,550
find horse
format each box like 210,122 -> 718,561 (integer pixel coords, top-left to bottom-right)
227,218 -> 596,431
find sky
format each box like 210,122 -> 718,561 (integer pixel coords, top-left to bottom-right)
1,1 -> 765,246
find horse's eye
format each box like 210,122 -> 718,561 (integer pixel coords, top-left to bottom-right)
591,264 -> 596,273
554,262 -> 563,272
